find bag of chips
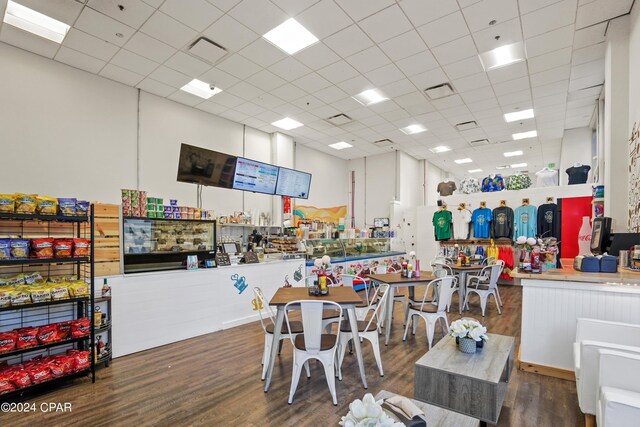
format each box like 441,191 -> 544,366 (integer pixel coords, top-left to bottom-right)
0,371 -> 16,394
0,331 -> 17,353
8,288 -> 30,306
67,280 -> 89,298
57,198 -> 77,216
0,239 -> 10,260
29,285 -> 51,303
32,238 -> 54,258
49,284 -> 70,300
14,194 -> 36,214
0,194 -> 14,213
15,327 -> 38,349
9,367 -> 32,389
76,201 -> 90,216
0,287 -> 11,308
67,350 -> 90,372
23,272 -> 43,285
36,196 -> 58,215
36,324 -> 58,345
72,238 -> 90,257
10,239 -> 29,259
71,318 -> 90,338
56,321 -> 71,340
53,239 -> 73,258
49,355 -> 73,378
0,275 -> 25,286
26,363 -> 52,384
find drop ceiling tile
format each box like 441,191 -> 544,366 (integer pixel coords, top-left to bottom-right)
569,74 -> 604,92
211,91 -> 245,108
271,84 -> 307,102
572,42 -> 606,65
496,89 -> 531,105
487,61 -> 528,84
472,18 -> 523,53
431,94 -> 464,110
521,0 -> 577,39
333,96 -> 367,112
573,22 -> 606,49
55,46 -> 106,74
317,60 -> 359,84
571,58 -> 605,79
453,73 -> 491,93
269,0 -> 317,15
267,57 -> 311,81
165,51 -> 212,76
206,0 -> 242,12
110,49 -> 159,75
198,67 -> 240,89
160,0 -> 223,32
234,101 -> 266,117
0,25 -> 59,58
334,0 -> 395,21
379,30 -> 428,62
292,72 -> 333,92
87,0 -> 155,29
369,100 -> 401,114
255,109 -> 284,123
239,38 -> 287,68
409,67 -> 449,90
100,63 -> 145,86
530,64 -> 571,87
417,11 -> 469,48
533,93 -> 567,107
226,81 -> 265,100
576,0 -> 633,29
296,0 -> 353,39
394,91 -> 429,108
462,0 -> 519,32
365,63 -> 405,86
123,32 -> 176,63
142,0 -> 163,6
228,0 -> 288,36
295,42 -> 341,69
245,69 -> 286,92
525,24 -> 574,58
468,100 -> 500,113
380,78 -> 418,97
395,51 -> 439,76
290,95 -> 325,112
149,65 -> 192,88
492,76 -> 530,96
532,79 -> 569,98
431,36 -> 477,65
216,54 -> 262,79
201,15 -> 258,53
242,117 -> 268,129
346,46 -> 391,74
527,46 -> 572,74
251,93 -> 286,110
136,77 -> 176,97
140,11 -> 198,49
358,4 -> 413,43
272,102 -> 304,117
398,0 -> 460,28
324,25 -> 374,58
442,56 -> 485,80
567,96 -> 596,109
313,86 -> 349,104
63,28 -> 120,62
218,109 -> 251,122
405,102 -> 437,115
460,86 -> 496,104
74,7 -> 135,47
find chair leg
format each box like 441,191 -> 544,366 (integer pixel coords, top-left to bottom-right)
403,313 -> 412,341
337,339 -> 348,381
278,339 -> 284,355
261,334 -> 272,380
321,356 -> 338,406
368,334 -> 384,377
412,314 -> 418,335
493,291 -> 502,314
288,355 -> 305,404
442,315 -> 450,333
426,318 -> 436,349
480,294 -> 488,316
304,360 -> 311,378
400,298 -> 407,326
495,286 -> 503,306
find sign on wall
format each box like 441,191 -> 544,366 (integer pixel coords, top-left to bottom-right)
293,205 -> 347,226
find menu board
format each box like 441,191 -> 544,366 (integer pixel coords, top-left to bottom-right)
275,167 -> 311,199
232,157 -> 279,194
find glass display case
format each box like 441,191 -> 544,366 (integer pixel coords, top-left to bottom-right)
341,238 -> 391,257
262,236 -> 306,261
123,217 -> 216,273
304,239 -> 347,261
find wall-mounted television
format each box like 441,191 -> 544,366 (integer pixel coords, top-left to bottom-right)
176,143 -> 237,188
275,167 -> 312,199
232,157 -> 279,195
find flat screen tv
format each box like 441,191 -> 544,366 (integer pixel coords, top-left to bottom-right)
232,157 -> 279,195
176,144 -> 237,189
275,166 -> 312,199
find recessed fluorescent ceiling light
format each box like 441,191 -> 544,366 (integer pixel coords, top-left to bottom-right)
454,158 -> 473,164
263,18 -> 318,55
400,124 -> 427,135
511,163 -> 527,168
512,130 -> 537,140
479,41 -> 526,71
180,79 -> 222,99
329,141 -> 352,150
468,169 -> 483,173
272,117 -> 303,130
504,150 -> 523,157
430,146 -> 451,153
504,109 -> 534,123
352,89 -> 388,106
3,0 -> 70,43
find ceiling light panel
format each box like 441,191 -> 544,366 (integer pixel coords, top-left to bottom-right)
479,41 -> 526,71
512,130 -> 537,140
429,146 -> 451,153
329,141 -> 352,150
272,117 -> 303,130
3,0 -> 70,44
454,158 -> 473,164
504,108 -> 534,123
400,124 -> 427,135
180,79 -> 222,99
352,89 -> 388,106
504,150 -> 523,157
263,18 -> 318,55
511,163 -> 528,168
468,169 -> 483,173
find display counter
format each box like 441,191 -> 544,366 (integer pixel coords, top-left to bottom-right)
515,266 -> 640,378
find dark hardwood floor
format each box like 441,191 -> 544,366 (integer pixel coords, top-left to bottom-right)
3,285 -> 582,427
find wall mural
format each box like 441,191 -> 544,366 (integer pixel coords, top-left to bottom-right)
230,273 -> 248,294
293,205 -> 347,226
629,121 -> 640,232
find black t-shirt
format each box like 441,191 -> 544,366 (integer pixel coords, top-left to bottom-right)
491,206 -> 514,239
566,165 -> 590,185
537,203 -> 559,238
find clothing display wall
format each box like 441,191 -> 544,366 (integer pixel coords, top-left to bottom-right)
432,209 -> 452,241
491,206 -> 514,239
513,204 -> 538,238
437,181 -> 456,196
452,208 -> 472,240
535,168 -> 559,187
537,203 -> 559,238
459,177 -> 480,194
481,175 -> 505,192
566,165 -> 591,185
471,207 -> 492,238
505,174 -> 532,190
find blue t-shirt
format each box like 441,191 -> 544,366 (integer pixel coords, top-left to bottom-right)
471,208 -> 493,238
514,205 -> 538,238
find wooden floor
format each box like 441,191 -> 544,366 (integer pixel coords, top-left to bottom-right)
4,285 -> 583,427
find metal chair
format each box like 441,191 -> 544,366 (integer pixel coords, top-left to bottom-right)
403,277 -> 455,349
464,262 -> 503,316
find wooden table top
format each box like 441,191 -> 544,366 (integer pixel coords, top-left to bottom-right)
366,272 -> 435,284
269,286 -> 363,306
447,264 -> 486,271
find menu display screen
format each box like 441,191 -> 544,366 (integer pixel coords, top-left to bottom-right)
275,167 -> 312,199
232,157 -> 279,194
176,143 -> 237,188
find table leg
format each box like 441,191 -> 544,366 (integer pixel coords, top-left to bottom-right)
385,286 -> 395,345
459,272 -> 466,314
479,421 -> 488,427
264,306 -> 284,392
347,307 -> 368,389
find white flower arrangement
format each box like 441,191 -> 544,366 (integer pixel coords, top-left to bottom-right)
313,255 -> 331,275
340,393 -> 404,427
449,319 -> 489,342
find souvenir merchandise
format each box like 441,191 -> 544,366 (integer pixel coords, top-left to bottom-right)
505,174 -> 532,190
491,206 -> 514,239
513,205 -> 538,239
481,175 -> 505,192
566,164 -> 591,185
437,180 -> 457,196
471,207 -> 492,239
452,208 -> 472,240
459,177 -> 480,194
535,167 -> 558,187
537,203 -> 559,238
432,209 -> 453,241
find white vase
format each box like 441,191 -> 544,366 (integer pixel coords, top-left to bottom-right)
578,216 -> 593,256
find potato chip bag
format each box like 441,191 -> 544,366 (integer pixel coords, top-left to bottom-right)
0,194 -> 14,213
67,280 -> 89,297
14,194 -> 36,214
36,195 -> 57,215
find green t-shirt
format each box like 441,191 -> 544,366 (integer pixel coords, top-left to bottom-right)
433,210 -> 452,240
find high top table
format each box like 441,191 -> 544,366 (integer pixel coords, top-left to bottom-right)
446,264 -> 486,313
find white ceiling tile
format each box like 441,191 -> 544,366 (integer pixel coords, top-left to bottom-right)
74,7 -> 135,47
431,36 -> 477,65
569,74 -> 604,92
534,93 -> 567,107
165,51 -> 212,76
292,72 -> 332,92
379,30 -> 428,62
251,93 -> 286,109
123,32 -> 176,63
334,0 -> 395,22
570,58 -> 605,79
270,0 -> 319,15
290,95 -> 325,111
110,49 -> 159,75
160,0 -> 223,32
369,99 -> 401,114
398,0 -> 460,28
525,24 -> 574,58
313,86 -> 349,104
332,96 -> 366,112
201,15 -> 258,53
396,51 -> 439,76
496,89 -> 531,106
199,67 -> 240,89
468,99 -> 500,113
380,78 -> 417,97
530,64 -> 571,87
324,25 -> 373,60
206,0 -> 242,12
573,22 -> 606,49
140,11 -> 198,49
527,46 -> 572,74
271,84 -> 307,102
453,73 -> 491,93
149,65 -> 192,88
296,0 -> 353,39
462,0 -> 519,32
472,18 -> 523,53
443,56 -> 485,80
136,77 -> 176,97
141,0 -> 164,7
410,67 -> 449,90
294,42 -> 341,69
234,101 -> 266,116
431,94 -> 464,110
358,4 -> 413,43
317,60 -> 360,84
519,0 -> 563,20
99,63 -> 145,86
572,42 -> 606,65
226,81 -> 265,100
486,61 -> 528,84
55,46 -> 106,74
245,69 -> 286,91
460,86 -> 495,104
532,79 -> 569,98
492,76 -> 530,96
87,0 -> 155,29
566,96 -> 596,109
346,46 -> 391,74
269,57 -> 312,81
364,63 -> 405,86
417,11 -> 469,48
63,28 -> 120,62
521,0 -> 577,39
242,117 -> 268,129
0,25 -> 58,58
218,109 -> 251,122
575,0 -> 633,29
272,102 -> 304,116
228,0 -> 288,35
255,109 -> 285,123
211,91 -> 245,108
216,54 -> 262,79
239,38 -> 287,68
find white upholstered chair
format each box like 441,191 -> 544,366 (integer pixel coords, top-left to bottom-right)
596,349 -> 640,427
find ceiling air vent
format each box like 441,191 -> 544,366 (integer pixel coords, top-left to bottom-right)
373,139 -> 394,148
188,37 -> 228,65
424,83 -> 455,100
456,121 -> 479,131
326,113 -> 353,126
469,139 -> 490,146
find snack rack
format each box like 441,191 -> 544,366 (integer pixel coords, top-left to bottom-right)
0,206 -> 95,400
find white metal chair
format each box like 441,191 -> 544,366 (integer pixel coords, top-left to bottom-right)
253,287 -> 305,380
464,262 -> 503,316
284,300 -> 343,405
341,274 -> 376,320
336,283 -> 390,380
382,265 -> 408,325
596,349 -> 640,427
403,276 -> 455,349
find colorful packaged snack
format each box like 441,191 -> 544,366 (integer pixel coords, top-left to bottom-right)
10,239 -> 29,258
14,194 -> 36,214
0,372 -> 17,394
71,318 -> 90,338
76,201 -> 89,216
23,272 -> 43,285
29,285 -> 51,303
26,363 -> 52,384
10,368 -> 32,389
15,327 -> 38,349
57,198 -> 77,216
72,238 -> 90,257
53,239 -> 73,258
36,324 -> 58,344
0,275 -> 25,286
32,238 -> 54,258
8,288 -> 30,306
0,194 -> 14,213
49,355 -> 72,378
0,331 -> 17,353
0,288 -> 10,308
36,196 -> 58,215
67,281 -> 89,298
0,239 -> 10,259
49,284 -> 70,300
56,321 -> 71,340
67,350 -> 90,372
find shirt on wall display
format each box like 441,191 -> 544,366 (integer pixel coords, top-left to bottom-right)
535,168 -> 558,187
513,205 -> 538,239
566,165 -> 591,185
491,206 -> 514,239
437,181 -> 457,196
537,203 -> 559,238
481,175 -> 505,192
453,208 -> 472,240
505,174 -> 532,190
471,207 -> 493,238
459,177 -> 480,194
432,209 -> 453,241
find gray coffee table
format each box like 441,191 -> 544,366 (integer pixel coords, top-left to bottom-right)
414,333 -> 515,426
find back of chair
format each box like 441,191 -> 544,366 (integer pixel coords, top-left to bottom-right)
253,287 -> 275,333
285,300 -> 342,355
362,284 -> 389,332
436,276 -> 456,312
488,262 -> 503,288
433,263 -> 453,278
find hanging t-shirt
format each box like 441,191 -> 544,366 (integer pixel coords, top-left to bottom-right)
453,209 -> 472,240
481,175 -> 505,192
491,206 -> 514,239
513,205 -> 538,239
505,174 -> 532,190
437,181 -> 457,196
537,203 -> 559,238
535,169 -> 558,187
432,210 -> 452,241
471,208 -> 493,238
566,165 -> 591,185
459,177 -> 480,194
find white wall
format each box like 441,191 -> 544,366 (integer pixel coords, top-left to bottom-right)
348,157 -> 365,229
364,152 -> 397,225
398,151 -> 423,208
425,160 -> 445,206
294,144 -> 348,209
559,127 -> 594,186
630,3 -> 640,131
